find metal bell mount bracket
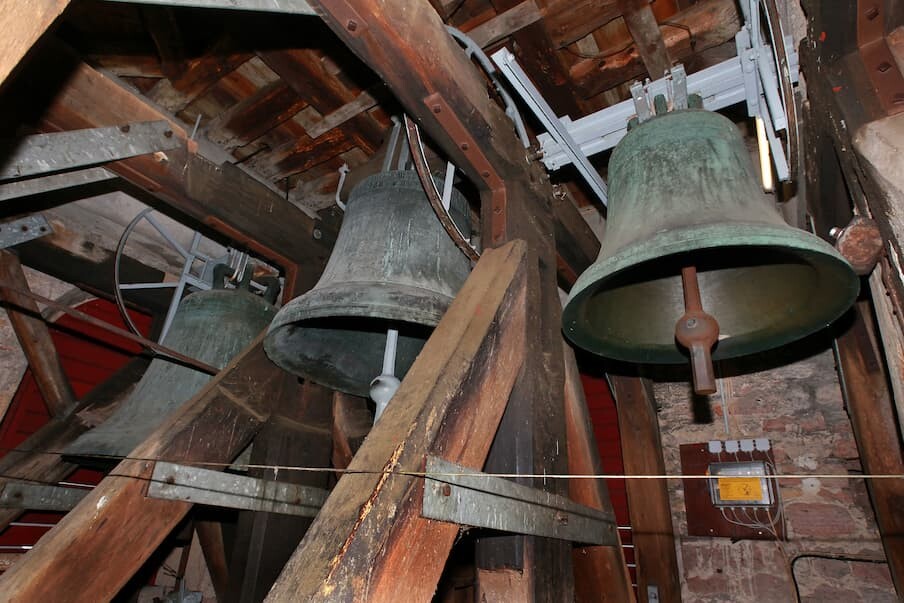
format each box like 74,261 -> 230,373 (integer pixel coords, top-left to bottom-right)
114,208 -> 262,343
493,0 -> 799,202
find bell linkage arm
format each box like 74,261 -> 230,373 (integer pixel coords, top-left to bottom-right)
674,266 -> 720,395
370,328 -> 401,423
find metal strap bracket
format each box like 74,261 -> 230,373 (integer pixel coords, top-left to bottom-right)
148,461 -> 328,517
0,121 -> 180,181
0,215 -> 53,249
423,92 -> 508,245
421,455 -> 618,546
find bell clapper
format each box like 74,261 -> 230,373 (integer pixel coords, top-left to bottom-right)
370,328 -> 401,423
674,266 -> 720,396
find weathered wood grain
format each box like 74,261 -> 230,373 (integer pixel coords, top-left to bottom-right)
266,241 -> 528,601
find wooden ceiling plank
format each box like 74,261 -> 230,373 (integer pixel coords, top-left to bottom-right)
0,250 -> 76,417
257,48 -> 385,150
84,53 -> 165,78
33,44 -> 332,285
617,0 -> 673,79
0,334 -> 296,601
205,81 -> 308,150
250,129 -> 355,180
543,0 -> 621,50
305,88 -> 378,139
0,0 -> 71,89
570,0 -> 740,98
465,0 -> 543,48
266,240 -> 528,601
147,33 -> 254,113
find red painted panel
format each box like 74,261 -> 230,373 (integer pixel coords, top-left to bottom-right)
0,298 -> 150,558
580,372 -> 636,586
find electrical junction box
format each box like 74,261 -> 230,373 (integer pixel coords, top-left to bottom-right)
680,440 -> 784,540
707,461 -> 773,507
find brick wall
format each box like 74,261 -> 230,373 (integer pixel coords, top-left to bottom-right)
654,348 -> 897,601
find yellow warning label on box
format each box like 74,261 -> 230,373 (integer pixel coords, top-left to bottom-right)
718,477 -> 763,501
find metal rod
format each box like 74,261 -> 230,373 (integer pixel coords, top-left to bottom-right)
403,115 -> 480,262
675,266 -> 719,395
0,285 -> 218,375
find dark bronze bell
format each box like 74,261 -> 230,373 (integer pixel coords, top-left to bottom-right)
66,283 -> 276,461
264,170 -> 471,397
563,109 -> 859,373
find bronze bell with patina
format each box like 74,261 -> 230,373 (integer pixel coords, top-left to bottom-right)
264,169 -> 471,397
66,269 -> 278,462
562,107 -> 859,393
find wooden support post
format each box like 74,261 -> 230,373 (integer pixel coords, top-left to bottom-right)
0,356 -> 148,532
195,521 -> 231,602
834,302 -> 904,594
0,250 -> 75,417
488,0 -> 585,117
227,380 -> 333,603
0,0 -> 70,89
331,391 -> 372,469
0,334 -> 296,601
610,376 -> 681,603
563,344 -> 635,603
308,0 -> 599,286
266,241 -> 528,601
616,0 -> 673,80
311,2 -> 578,597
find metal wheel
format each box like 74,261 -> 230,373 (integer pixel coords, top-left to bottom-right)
113,208 -> 240,343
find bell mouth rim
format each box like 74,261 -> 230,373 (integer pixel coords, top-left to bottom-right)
562,223 -> 860,364
267,281 -> 456,334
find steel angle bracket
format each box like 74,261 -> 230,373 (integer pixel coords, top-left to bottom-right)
421,455 -> 618,545
148,461 -> 328,517
0,214 -> 53,249
0,121 -> 180,181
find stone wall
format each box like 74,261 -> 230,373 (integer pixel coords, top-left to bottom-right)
653,347 -> 897,601
650,1 -> 898,598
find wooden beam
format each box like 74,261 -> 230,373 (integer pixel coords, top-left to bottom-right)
465,1 -> 543,48
570,0 -> 740,99
9,41 -> 333,288
563,344 -> 635,602
490,0 -> 585,118
147,33 -> 253,113
543,0 -> 621,49
0,334 -> 297,601
0,250 -> 75,416
617,0 -> 672,80
835,302 -> 904,594
308,1 -> 597,285
609,376 -> 681,603
266,240 -> 528,601
257,48 -> 385,151
227,380 -> 333,602
0,356 -> 148,532
205,81 -> 308,150
195,521 -> 230,602
0,0 -> 70,89
331,391 -> 372,469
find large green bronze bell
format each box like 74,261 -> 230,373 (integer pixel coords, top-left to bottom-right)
66,282 -> 276,461
264,170 -> 471,397
563,109 -> 859,379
